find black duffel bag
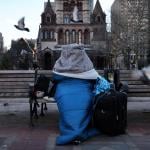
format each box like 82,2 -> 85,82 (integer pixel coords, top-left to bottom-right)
92,88 -> 127,136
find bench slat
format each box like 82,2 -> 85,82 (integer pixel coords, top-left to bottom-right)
0,88 -> 29,93
0,93 -> 28,98
0,78 -> 34,82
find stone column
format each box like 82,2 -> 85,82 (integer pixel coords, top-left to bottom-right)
55,32 -> 58,43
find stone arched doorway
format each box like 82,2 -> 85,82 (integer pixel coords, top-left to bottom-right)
58,29 -> 64,45
44,52 -> 53,70
39,47 -> 54,70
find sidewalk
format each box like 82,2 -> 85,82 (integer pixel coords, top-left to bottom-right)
0,101 -> 150,150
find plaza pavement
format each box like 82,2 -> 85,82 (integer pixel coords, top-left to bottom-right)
0,98 -> 150,150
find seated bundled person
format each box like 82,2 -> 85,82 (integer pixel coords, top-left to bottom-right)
52,44 -> 101,145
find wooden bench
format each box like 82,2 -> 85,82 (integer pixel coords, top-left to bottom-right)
0,70 -> 149,126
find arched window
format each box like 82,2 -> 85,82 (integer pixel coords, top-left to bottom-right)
64,15 -> 70,24
78,30 -> 82,44
50,30 -> 54,40
41,31 -> 44,39
58,29 -> 63,44
63,2 -> 69,11
64,16 -> 67,24
77,2 -> 82,11
47,16 -> 51,23
41,30 -> 47,40
78,14 -> 82,21
70,1 -> 75,11
97,16 -> 101,23
65,30 -> 70,44
72,30 -> 76,43
84,29 -> 90,44
45,31 -> 48,39
47,31 -> 50,39
48,30 -> 55,40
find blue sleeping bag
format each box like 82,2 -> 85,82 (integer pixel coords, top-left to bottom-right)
53,74 -> 99,145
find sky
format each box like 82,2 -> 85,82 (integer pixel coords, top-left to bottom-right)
0,0 -> 114,48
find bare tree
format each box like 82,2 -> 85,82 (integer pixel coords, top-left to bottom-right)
111,0 -> 149,69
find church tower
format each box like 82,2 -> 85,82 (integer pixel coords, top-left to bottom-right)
88,0 -> 93,13
55,0 -> 93,24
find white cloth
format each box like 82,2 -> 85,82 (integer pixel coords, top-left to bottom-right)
53,69 -> 99,80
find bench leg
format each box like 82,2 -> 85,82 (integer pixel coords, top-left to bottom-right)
29,102 -> 34,127
33,103 -> 39,119
40,103 -> 45,116
44,103 -> 48,110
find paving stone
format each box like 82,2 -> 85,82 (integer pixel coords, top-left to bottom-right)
0,101 -> 150,150
0,137 -> 6,147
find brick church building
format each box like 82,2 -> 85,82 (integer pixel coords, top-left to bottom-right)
37,0 -> 110,69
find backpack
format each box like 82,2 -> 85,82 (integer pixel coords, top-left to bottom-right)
92,88 -> 127,136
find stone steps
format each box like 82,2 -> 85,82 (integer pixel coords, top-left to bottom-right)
0,70 -> 35,98
0,70 -> 149,98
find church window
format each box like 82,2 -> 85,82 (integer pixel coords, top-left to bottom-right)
58,29 -> 63,45
45,31 -> 48,39
47,16 -> 51,23
47,31 -> 50,39
41,31 -> 46,40
77,2 -> 82,11
65,30 -> 70,44
47,30 -> 55,40
50,31 -> 53,39
78,30 -> 82,44
50,30 -> 55,39
72,30 -> 76,43
64,2 -> 69,11
70,1 -> 75,11
84,29 -> 90,44
64,15 -> 70,24
41,31 -> 44,39
78,14 -> 83,21
64,16 -> 67,23
93,28 -> 98,39
97,16 -> 101,23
